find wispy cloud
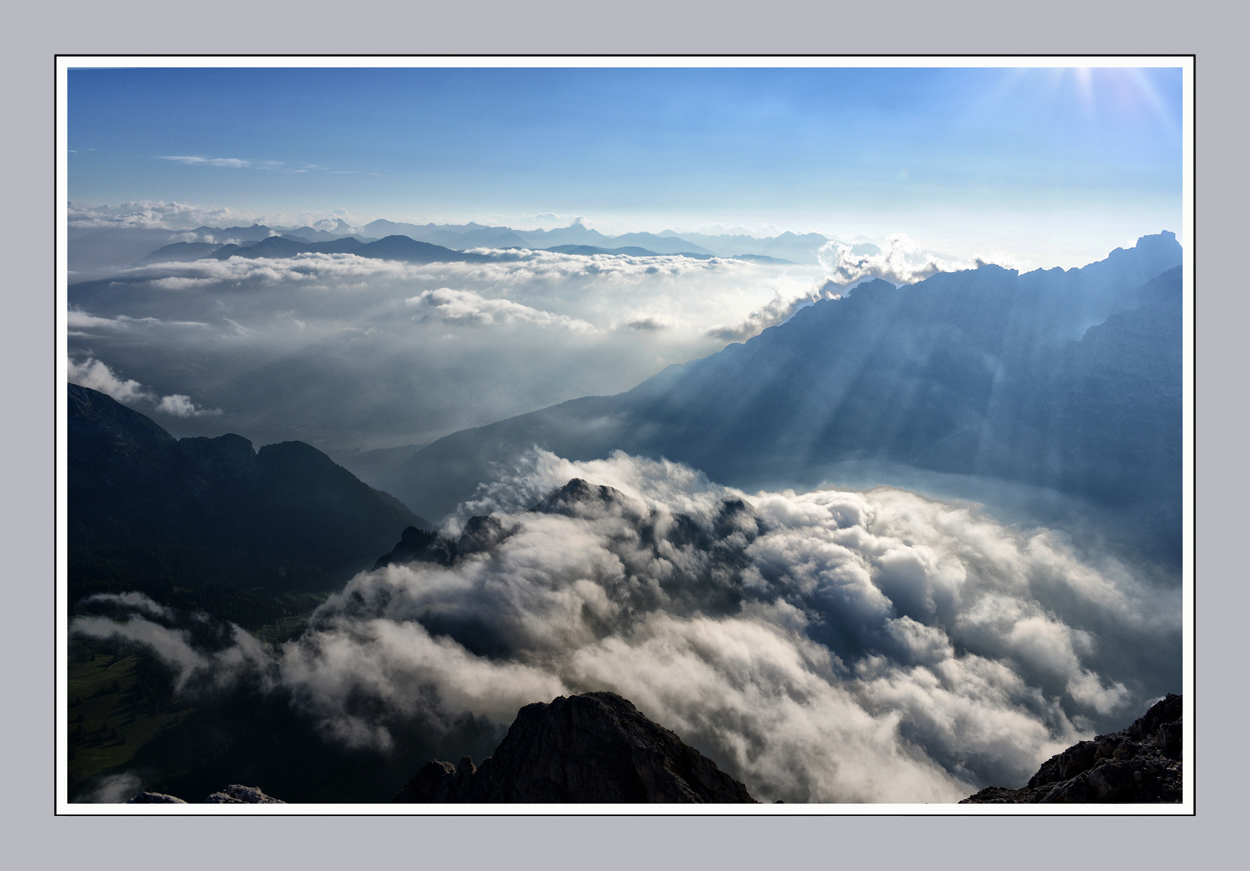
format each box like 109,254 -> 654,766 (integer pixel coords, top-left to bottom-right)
67,356 -> 221,417
159,156 -> 330,174
160,155 -> 252,168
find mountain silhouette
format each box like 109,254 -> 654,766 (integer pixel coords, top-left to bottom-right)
68,383 -> 427,602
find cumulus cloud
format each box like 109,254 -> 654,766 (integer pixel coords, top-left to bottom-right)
817,235 -> 1020,287
407,288 -> 598,332
67,356 -> 152,404
71,451 -> 1178,803
67,356 -> 220,417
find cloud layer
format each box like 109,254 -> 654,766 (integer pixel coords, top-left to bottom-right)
71,451 -> 1179,803
67,250 -> 824,449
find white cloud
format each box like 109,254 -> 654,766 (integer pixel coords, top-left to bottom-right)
67,357 -> 152,404
160,155 -> 252,168
817,234 -> 1020,287
157,393 -> 220,417
67,356 -> 220,416
407,288 -> 597,332
71,450 -> 1177,803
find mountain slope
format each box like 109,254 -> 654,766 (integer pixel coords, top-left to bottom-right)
389,234 -> 1183,561
68,383 -> 428,601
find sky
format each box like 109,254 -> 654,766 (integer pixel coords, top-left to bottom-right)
67,64 -> 1184,265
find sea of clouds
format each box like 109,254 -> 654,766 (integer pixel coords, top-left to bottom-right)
66,249 -> 836,450
71,450 -> 1179,803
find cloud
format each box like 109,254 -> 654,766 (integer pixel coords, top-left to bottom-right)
68,250 -> 823,449
160,155 -> 252,168
67,309 -> 206,334
67,356 -> 152,404
817,235 -> 1020,287
407,288 -> 597,332
77,772 -> 145,803
67,201 -> 261,230
158,394 -> 221,417
705,285 -> 841,341
79,592 -> 175,621
72,450 -> 1178,803
67,356 -> 220,417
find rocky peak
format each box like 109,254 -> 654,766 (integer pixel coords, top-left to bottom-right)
395,692 -> 757,803
961,694 -> 1182,803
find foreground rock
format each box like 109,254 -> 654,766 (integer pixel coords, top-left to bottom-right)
961,694 -> 1182,803
127,784 -> 285,804
395,692 -> 757,803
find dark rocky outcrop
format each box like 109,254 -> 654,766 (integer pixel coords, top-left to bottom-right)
961,694 -> 1182,803
126,792 -> 187,803
127,784 -> 285,804
203,784 -> 286,804
394,692 -> 757,803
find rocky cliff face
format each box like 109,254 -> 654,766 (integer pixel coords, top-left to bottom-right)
394,692 -> 757,803
961,694 -> 1182,803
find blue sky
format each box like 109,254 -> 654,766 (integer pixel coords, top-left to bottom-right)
67,64 -> 1184,265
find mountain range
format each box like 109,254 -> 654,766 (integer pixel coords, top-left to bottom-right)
358,232 -> 1183,564
69,218 -> 855,275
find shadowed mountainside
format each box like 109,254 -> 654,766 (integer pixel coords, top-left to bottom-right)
68,383 -> 428,601
389,233 -> 1182,564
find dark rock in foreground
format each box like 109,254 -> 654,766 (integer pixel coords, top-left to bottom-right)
127,784 -> 285,804
126,792 -> 187,803
395,692 -> 757,803
961,694 -> 1182,803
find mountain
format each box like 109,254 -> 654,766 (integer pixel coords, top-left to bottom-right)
596,232 -> 716,256
394,692 -> 758,803
544,244 -> 664,257
191,224 -> 275,242
387,233 -> 1183,562
961,694 -> 1182,803
134,241 -> 222,265
68,383 -> 428,604
659,229 -> 833,264
353,234 -> 492,264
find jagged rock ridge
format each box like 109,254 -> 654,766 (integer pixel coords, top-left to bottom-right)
394,692 -> 758,803
961,694 -> 1182,803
